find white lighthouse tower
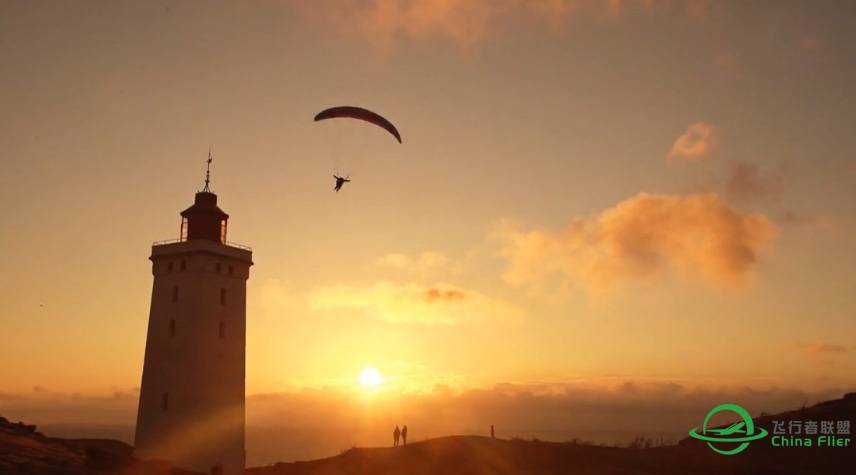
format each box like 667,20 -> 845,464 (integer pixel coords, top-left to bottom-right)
135,157 -> 252,475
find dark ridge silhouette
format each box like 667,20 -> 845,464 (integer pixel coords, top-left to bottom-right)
0,416 -> 200,475
249,393 -> 856,475
2,393 -> 854,474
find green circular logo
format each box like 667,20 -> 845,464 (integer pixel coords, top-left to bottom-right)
688,403 -> 768,455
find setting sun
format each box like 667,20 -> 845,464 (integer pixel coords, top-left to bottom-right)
358,367 -> 384,387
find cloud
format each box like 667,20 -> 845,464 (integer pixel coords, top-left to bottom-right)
720,161 -> 821,228
374,251 -> 454,274
301,0 -> 505,52
667,122 -> 716,161
309,281 -> 522,324
300,1 -> 695,51
777,210 -> 829,228
253,279 -> 306,319
422,287 -> 466,302
724,160 -> 784,204
0,386 -> 138,425
495,192 -> 777,291
358,0 -> 498,50
788,341 -> 849,368
791,341 -> 848,355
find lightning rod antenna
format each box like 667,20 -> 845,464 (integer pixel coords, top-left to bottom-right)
203,146 -> 213,192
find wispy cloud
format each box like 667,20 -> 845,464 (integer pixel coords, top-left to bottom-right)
667,122 -> 716,161
309,281 -> 522,324
0,386 -> 138,425
788,341 -> 849,368
300,1 -> 701,52
374,251 -> 455,274
495,192 -> 777,291
790,341 -> 848,356
253,279 -> 306,320
724,160 -> 785,204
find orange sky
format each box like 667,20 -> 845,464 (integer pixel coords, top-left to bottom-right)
1,0 -> 855,441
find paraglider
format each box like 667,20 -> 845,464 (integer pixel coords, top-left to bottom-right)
315,106 -> 401,192
333,175 -> 350,192
314,106 -> 402,143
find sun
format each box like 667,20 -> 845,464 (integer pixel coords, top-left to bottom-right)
358,367 -> 385,387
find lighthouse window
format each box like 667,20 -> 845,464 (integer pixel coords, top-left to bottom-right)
172,285 -> 179,303
219,321 -> 225,339
180,260 -> 186,271
220,288 -> 227,305
180,217 -> 188,241
169,319 -> 176,337
161,392 -> 169,411
228,265 -> 234,275
167,261 -> 174,273
216,263 -> 222,273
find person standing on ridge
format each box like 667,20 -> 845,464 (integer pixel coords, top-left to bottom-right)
402,425 -> 408,446
393,426 -> 401,447
491,424 -> 495,439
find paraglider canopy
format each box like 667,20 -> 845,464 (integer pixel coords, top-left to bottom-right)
314,106 -> 402,144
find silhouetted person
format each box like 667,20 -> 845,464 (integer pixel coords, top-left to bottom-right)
393,426 -> 401,447
333,175 -> 350,192
491,424 -> 495,439
401,425 -> 408,446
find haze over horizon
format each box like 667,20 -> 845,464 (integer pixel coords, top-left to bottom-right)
1,0 -> 855,464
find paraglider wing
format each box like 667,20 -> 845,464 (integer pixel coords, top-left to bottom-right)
314,106 -> 402,143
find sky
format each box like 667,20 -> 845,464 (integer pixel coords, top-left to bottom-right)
1,0 -> 855,464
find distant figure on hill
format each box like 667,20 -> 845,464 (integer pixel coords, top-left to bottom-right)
393,426 -> 401,447
402,425 -> 408,445
491,424 -> 495,439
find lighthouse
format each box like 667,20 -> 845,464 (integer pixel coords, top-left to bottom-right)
135,156 -> 252,475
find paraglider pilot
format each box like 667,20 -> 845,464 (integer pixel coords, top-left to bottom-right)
333,175 -> 350,192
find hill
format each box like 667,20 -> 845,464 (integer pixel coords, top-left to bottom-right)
249,393 -> 856,475
0,416 -> 199,475
2,393 -> 854,474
